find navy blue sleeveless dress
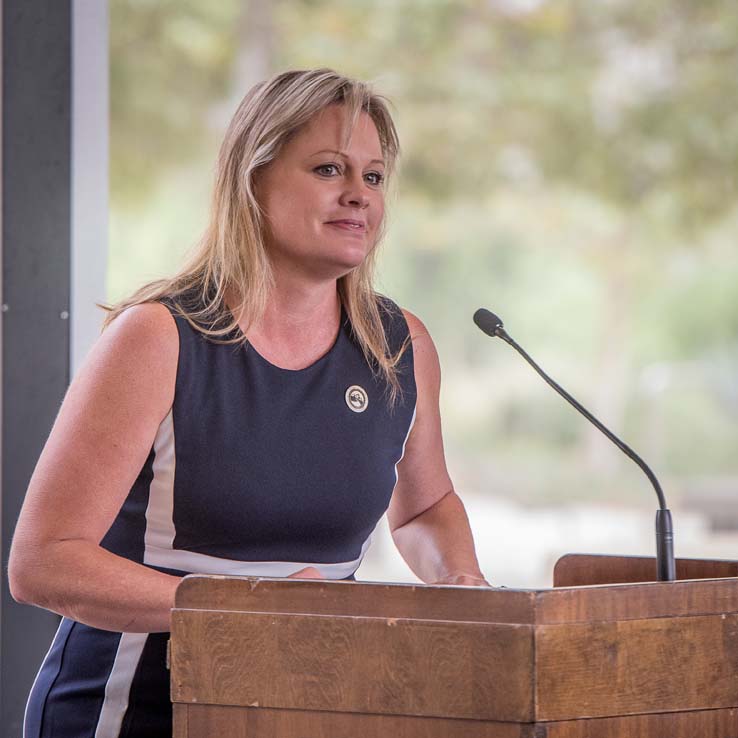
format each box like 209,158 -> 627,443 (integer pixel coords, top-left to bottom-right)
24,294 -> 416,738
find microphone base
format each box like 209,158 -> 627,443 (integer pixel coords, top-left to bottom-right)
656,508 -> 676,582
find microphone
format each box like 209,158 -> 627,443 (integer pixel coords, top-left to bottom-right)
473,308 -> 676,583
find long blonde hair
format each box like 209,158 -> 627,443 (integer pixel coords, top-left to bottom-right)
101,68 -> 409,403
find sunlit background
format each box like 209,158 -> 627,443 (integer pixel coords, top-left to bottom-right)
109,0 -> 738,587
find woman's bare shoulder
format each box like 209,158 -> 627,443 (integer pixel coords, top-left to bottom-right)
104,300 -> 178,339
84,301 -> 180,415
400,307 -> 429,338
100,301 -> 179,358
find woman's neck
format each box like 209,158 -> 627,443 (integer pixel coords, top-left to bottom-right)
226,276 -> 342,348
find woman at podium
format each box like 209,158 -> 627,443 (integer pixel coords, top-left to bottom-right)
9,68 -> 489,737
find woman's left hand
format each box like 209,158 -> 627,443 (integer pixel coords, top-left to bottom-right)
431,573 -> 491,587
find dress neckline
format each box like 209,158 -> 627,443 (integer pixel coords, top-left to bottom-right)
242,302 -> 348,374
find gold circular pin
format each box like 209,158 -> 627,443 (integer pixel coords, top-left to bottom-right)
345,385 -> 368,413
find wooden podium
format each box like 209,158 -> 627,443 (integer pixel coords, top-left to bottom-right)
170,555 -> 738,737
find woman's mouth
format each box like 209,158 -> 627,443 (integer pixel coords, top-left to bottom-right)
326,219 -> 367,233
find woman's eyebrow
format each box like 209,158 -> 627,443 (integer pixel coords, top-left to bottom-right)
310,149 -> 385,166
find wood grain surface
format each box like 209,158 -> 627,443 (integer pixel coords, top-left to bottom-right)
539,707 -> 738,737
171,561 -> 738,735
536,613 -> 738,720
172,704 -> 187,738
175,575 -> 537,623
538,577 -> 738,624
170,609 -> 534,721
554,554 -> 738,587
174,703 -> 738,737
178,703 -> 538,738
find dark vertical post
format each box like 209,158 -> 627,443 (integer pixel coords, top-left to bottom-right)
2,0 -> 108,730
2,2 -> 76,734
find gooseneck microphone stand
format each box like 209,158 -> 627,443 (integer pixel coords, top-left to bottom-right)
473,308 -> 676,582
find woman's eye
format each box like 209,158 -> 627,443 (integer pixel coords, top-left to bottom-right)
316,163 -> 340,176
315,164 -> 384,186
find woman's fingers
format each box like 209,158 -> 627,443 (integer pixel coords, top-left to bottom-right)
432,573 -> 491,587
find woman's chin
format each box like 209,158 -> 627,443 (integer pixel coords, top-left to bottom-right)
326,257 -> 367,280
268,239 -> 373,281
325,243 -> 373,273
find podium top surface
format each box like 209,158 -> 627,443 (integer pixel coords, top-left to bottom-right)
174,555 -> 738,625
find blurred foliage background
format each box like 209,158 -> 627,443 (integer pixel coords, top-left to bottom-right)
109,0 -> 738,531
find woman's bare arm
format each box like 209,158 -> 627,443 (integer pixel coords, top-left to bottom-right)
387,309 -> 489,586
8,302 -> 182,632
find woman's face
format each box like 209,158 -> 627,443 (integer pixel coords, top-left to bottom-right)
255,103 -> 387,281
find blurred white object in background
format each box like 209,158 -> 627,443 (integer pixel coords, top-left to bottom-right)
357,494 -> 725,589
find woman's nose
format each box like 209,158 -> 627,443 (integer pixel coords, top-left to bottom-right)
339,175 -> 371,208
342,191 -> 369,208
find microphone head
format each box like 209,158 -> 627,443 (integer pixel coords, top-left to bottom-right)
473,308 -> 504,338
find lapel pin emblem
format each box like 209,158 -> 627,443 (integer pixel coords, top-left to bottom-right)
345,385 -> 368,413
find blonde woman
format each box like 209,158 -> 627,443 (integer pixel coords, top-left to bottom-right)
10,68 -> 489,736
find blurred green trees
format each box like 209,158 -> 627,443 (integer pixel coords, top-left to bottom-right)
109,0 -> 738,501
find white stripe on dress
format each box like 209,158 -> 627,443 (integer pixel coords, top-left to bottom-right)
392,404 -> 417,491
93,633 -> 148,738
144,533 -> 373,578
91,408 -> 176,738
143,409 -> 177,557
